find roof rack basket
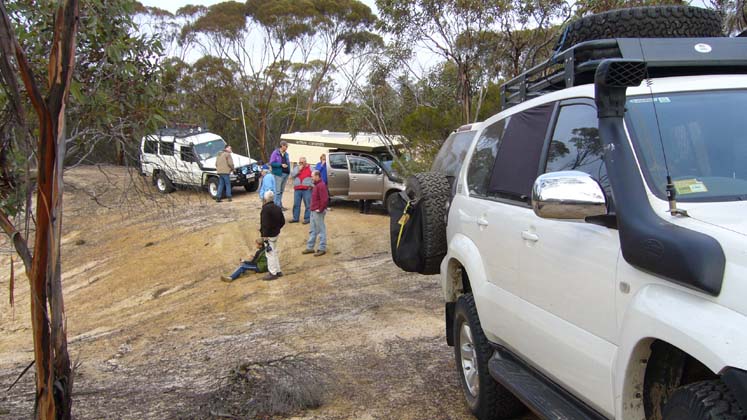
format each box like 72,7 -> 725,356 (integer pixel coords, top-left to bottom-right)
154,124 -> 209,138
500,37 -> 747,109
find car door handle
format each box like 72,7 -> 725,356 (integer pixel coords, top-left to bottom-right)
521,231 -> 539,242
477,217 -> 489,227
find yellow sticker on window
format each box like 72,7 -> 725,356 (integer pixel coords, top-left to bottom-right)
674,179 -> 708,195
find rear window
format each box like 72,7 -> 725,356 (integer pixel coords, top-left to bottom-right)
432,130 -> 477,177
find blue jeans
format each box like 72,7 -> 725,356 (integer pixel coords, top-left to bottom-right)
217,174 -> 232,199
230,262 -> 258,280
306,210 -> 326,251
274,173 -> 289,207
292,189 -> 312,222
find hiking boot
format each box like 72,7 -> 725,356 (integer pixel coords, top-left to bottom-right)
302,249 -> 315,255
314,250 -> 326,257
221,275 -> 234,282
302,220 -> 310,225
262,273 -> 279,281
276,272 -> 283,277
289,219 -> 299,223
215,199 -> 222,203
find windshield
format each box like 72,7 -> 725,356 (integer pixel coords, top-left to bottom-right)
193,138 -> 226,161
625,89 -> 747,202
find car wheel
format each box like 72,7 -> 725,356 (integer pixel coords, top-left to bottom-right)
244,181 -> 258,192
385,191 -> 400,215
155,172 -> 174,194
663,380 -> 746,420
207,177 -> 219,199
405,171 -> 450,275
454,294 -> 525,420
556,6 -> 723,53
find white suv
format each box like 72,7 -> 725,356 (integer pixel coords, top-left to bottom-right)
392,6 -> 747,420
140,127 -> 259,198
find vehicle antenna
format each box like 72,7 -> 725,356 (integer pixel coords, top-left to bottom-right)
240,101 -> 251,159
638,39 -> 687,217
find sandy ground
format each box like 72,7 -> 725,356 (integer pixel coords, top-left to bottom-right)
0,166 -> 533,420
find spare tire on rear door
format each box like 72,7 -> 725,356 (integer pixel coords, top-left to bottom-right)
555,5 -> 723,52
389,172 -> 450,275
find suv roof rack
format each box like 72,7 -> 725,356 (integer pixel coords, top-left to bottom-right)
154,124 -> 209,138
500,37 -> 747,109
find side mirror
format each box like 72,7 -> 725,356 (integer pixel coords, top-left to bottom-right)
532,171 -> 607,220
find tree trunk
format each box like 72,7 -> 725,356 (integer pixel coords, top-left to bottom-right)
0,1 -> 78,418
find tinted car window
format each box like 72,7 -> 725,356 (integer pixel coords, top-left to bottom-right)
545,104 -> 610,195
329,154 -> 347,169
467,120 -> 507,196
180,146 -> 196,162
349,156 -> 379,174
144,139 -> 157,154
160,141 -> 174,156
489,102 -> 555,202
432,130 -> 477,177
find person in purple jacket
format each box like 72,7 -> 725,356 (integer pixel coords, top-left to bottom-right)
269,141 -> 290,209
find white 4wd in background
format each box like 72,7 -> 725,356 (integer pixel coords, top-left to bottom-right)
140,127 -> 259,198
391,6 -> 747,420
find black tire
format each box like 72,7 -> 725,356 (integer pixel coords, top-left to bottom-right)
244,181 -> 258,192
663,380 -> 746,420
454,294 -> 525,420
207,177 -> 219,199
385,191 -> 400,215
557,6 -> 724,52
405,171 -> 450,275
155,172 -> 175,194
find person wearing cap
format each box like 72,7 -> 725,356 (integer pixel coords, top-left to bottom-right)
258,164 -> 276,201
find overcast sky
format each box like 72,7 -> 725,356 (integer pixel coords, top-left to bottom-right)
139,0 -> 379,15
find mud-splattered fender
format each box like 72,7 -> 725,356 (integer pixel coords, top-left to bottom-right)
440,232 -> 490,303
615,284 -> 747,418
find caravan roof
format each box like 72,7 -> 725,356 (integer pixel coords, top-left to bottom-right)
280,131 -> 404,153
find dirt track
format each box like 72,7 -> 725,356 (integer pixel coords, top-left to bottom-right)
0,166 -> 531,420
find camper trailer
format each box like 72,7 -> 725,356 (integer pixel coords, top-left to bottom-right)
279,131 -> 404,165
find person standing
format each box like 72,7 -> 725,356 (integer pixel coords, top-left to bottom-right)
315,153 -> 331,208
258,164 -> 275,202
302,170 -> 329,256
359,199 -> 372,214
269,141 -> 290,209
290,157 -> 313,224
215,144 -> 234,202
260,190 -> 285,281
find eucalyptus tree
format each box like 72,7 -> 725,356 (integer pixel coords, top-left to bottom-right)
376,0 -> 506,123
298,0 -> 380,129
183,1 -> 317,159
0,0 -> 78,418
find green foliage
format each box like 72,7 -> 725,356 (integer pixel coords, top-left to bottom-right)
191,1 -> 248,40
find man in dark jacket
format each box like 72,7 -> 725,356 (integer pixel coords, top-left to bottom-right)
260,190 -> 285,280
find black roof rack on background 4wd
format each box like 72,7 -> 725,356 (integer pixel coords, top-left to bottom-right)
500,37 -> 747,109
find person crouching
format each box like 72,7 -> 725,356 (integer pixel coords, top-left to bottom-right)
221,238 -> 267,282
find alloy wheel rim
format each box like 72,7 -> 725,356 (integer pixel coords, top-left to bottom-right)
459,323 -> 479,397
157,178 -> 165,191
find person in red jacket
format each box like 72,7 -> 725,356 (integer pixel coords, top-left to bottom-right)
290,157 -> 313,224
302,170 -> 329,256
